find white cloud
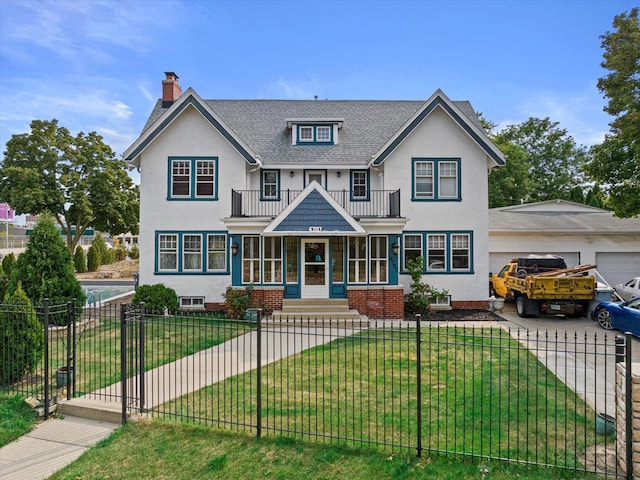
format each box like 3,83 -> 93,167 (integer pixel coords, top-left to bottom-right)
0,0 -> 186,64
496,85 -> 611,148
264,75 -> 323,100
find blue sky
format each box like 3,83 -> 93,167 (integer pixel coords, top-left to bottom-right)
0,0 -> 636,160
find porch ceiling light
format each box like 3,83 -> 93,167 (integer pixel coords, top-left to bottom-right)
231,242 -> 239,256
392,242 -> 399,256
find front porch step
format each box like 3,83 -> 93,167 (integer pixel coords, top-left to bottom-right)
57,398 -> 131,423
271,298 -> 367,325
281,298 -> 350,312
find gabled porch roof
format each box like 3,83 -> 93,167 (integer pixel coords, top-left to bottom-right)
263,182 -> 366,236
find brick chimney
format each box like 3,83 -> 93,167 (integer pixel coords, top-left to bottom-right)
162,72 -> 182,107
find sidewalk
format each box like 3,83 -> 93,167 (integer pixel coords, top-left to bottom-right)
0,415 -> 119,480
0,325 -> 358,479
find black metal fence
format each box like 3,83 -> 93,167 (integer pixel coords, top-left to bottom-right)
0,300 -> 121,418
1,301 -> 635,478
120,308 -> 632,478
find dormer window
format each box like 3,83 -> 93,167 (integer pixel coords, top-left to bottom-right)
299,126 -> 314,142
287,118 -> 343,146
296,125 -> 333,144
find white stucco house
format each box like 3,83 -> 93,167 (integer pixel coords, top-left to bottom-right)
123,73 -> 505,318
489,200 -> 640,286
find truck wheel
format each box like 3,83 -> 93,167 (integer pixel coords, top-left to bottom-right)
516,296 -> 530,318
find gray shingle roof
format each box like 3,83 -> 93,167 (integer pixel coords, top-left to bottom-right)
489,206 -> 640,233
142,98 -> 483,166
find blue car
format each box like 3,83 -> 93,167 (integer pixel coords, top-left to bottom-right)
594,296 -> 640,335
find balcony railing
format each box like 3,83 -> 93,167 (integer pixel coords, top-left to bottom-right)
231,189 -> 401,218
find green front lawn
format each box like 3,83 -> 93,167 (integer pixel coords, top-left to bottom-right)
48,421 -> 594,480
0,394 -> 40,447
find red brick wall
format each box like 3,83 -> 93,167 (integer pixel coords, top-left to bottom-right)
249,288 -> 283,315
348,287 -> 405,319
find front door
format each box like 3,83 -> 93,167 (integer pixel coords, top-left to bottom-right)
302,239 -> 329,298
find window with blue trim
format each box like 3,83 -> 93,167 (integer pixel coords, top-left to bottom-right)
350,170 -> 369,200
296,125 -> 333,145
156,231 -> 228,274
412,158 -> 460,201
169,157 -> 217,200
402,232 -> 472,273
261,170 -> 280,200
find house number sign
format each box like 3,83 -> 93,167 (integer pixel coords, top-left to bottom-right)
308,226 -> 323,232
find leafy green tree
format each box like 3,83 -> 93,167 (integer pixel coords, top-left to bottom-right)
586,185 -> 607,209
488,142 -> 533,208
495,117 -> 589,203
0,119 -> 139,253
0,283 -> 44,385
74,246 -> 86,273
569,186 -> 585,204
91,235 -> 108,266
2,253 -> 16,280
7,214 -> 85,306
587,8 -> 640,217
87,245 -> 101,272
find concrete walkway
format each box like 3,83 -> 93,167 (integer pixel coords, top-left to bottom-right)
0,415 -> 119,480
0,325 -> 359,479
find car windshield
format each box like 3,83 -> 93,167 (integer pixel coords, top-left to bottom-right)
627,298 -> 640,310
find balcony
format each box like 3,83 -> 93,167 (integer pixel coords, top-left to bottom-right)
231,189 -> 401,218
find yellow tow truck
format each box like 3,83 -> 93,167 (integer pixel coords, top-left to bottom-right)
490,256 -> 596,318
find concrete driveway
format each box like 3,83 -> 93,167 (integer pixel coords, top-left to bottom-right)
496,303 -> 640,415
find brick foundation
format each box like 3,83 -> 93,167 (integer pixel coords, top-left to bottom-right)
451,300 -> 490,310
249,288 -> 283,315
348,287 -> 405,319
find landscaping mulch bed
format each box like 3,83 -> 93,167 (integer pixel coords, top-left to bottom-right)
404,308 -> 503,322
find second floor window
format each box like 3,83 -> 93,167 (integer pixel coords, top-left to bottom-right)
351,170 -> 369,200
412,158 -> 460,201
169,157 -> 218,200
261,170 -> 280,200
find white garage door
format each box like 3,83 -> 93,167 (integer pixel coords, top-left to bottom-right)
595,252 -> 640,287
489,252 -> 580,275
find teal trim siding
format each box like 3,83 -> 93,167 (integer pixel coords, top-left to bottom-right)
274,190 -> 356,232
230,235 -> 242,285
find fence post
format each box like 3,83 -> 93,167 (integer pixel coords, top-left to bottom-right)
66,302 -> 72,401
624,332 -> 633,480
256,308 -> 262,438
415,313 -> 422,458
43,298 -> 49,420
139,303 -> 145,413
71,299 -> 76,398
120,303 -> 128,425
